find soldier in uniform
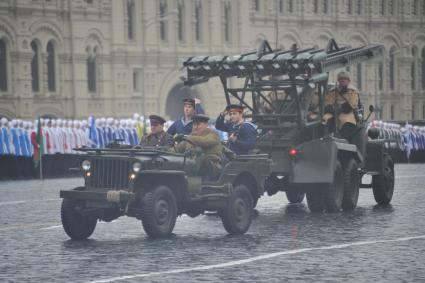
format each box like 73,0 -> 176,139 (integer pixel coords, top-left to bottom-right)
215,104 -> 257,155
140,115 -> 174,147
167,98 -> 205,135
322,71 -> 360,138
172,114 -> 223,181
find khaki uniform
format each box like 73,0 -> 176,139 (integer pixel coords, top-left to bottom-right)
173,128 -> 223,179
323,85 -> 359,129
140,131 -> 174,147
260,90 -> 288,114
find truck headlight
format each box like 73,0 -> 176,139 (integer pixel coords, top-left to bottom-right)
81,160 -> 91,171
132,162 -> 142,173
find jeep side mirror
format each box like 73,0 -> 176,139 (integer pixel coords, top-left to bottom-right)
369,105 -> 374,113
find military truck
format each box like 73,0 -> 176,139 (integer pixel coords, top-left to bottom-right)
60,147 -> 271,240
182,39 -> 394,213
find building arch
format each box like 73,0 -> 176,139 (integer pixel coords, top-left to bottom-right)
279,32 -> 302,50
29,19 -> 64,47
0,108 -> 15,119
379,32 -> 402,48
0,18 -> 16,47
84,28 -> 106,52
33,107 -> 63,118
347,32 -> 369,46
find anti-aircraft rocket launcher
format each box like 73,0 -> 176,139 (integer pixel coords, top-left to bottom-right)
182,39 -> 395,213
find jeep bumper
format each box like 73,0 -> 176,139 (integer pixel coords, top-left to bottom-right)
60,189 -> 136,203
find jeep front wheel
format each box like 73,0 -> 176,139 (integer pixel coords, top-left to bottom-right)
61,198 -> 97,240
140,185 -> 177,238
221,184 -> 253,235
324,160 -> 344,212
342,158 -> 360,211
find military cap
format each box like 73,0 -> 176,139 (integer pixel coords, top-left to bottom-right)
183,98 -> 196,107
226,104 -> 244,113
192,114 -> 210,123
149,114 -> 166,125
337,71 -> 351,81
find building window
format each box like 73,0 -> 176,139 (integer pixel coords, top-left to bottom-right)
413,0 -> 419,15
380,0 -> 386,15
347,0 -> 353,14
288,0 -> 293,13
423,0 -> 425,15
0,39 -> 7,92
87,50 -> 96,93
389,0 -> 395,15
313,0 -> 318,13
279,0 -> 284,13
224,1 -> 231,43
127,0 -> 134,40
253,0 -> 260,11
195,0 -> 202,43
411,47 -> 417,90
323,0 -> 329,13
31,41 -> 40,92
390,104 -> 394,120
159,0 -> 168,41
412,104 -> 415,119
378,61 -> 384,91
177,0 -> 185,42
356,63 -> 362,90
46,41 -> 56,92
356,0 -> 362,14
389,46 -> 396,90
422,48 -> 425,90
133,69 -> 142,92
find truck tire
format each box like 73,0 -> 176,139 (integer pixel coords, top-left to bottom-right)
324,160 -> 344,212
141,185 -> 177,238
286,190 -> 305,204
306,187 -> 325,213
61,198 -> 97,240
372,154 -> 394,205
221,184 -> 253,235
341,158 -> 360,211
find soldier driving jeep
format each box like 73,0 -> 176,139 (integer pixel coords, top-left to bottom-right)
172,114 -> 224,181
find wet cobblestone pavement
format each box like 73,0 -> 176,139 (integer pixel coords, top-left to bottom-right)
1,164 -> 425,282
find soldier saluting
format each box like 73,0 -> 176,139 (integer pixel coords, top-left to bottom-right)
322,71 -> 360,138
140,115 -> 174,147
215,104 -> 257,155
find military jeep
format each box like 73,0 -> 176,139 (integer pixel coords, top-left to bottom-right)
59,147 -> 271,240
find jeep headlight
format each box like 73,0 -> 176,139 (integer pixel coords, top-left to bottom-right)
132,162 -> 142,173
81,160 -> 91,171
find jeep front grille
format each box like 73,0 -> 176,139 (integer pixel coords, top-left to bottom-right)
88,159 -> 131,189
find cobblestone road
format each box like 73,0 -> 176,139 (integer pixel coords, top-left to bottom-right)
1,164 -> 425,282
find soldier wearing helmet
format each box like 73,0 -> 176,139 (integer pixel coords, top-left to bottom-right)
323,71 -> 360,138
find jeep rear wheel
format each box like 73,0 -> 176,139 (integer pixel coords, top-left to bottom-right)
342,158 -> 360,211
140,185 -> 177,238
221,184 -> 253,235
372,154 -> 394,205
61,198 -> 97,240
324,160 -> 344,212
286,190 -> 305,204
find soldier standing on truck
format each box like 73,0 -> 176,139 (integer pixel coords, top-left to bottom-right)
215,104 -> 257,155
322,71 -> 360,139
167,98 -> 205,135
172,114 -> 223,181
140,115 -> 174,147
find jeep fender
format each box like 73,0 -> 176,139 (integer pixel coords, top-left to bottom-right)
290,139 -> 362,184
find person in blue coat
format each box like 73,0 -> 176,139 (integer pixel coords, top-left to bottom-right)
167,98 -> 205,136
215,104 -> 257,155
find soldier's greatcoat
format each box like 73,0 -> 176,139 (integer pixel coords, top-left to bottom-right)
323,84 -> 359,129
173,128 -> 223,178
140,131 -> 174,147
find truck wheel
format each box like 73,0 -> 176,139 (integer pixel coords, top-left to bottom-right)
341,158 -> 360,211
372,154 -> 394,205
221,184 -> 253,235
286,190 -> 305,204
61,198 -> 97,240
324,160 -> 344,212
306,187 -> 325,213
140,185 -> 177,238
